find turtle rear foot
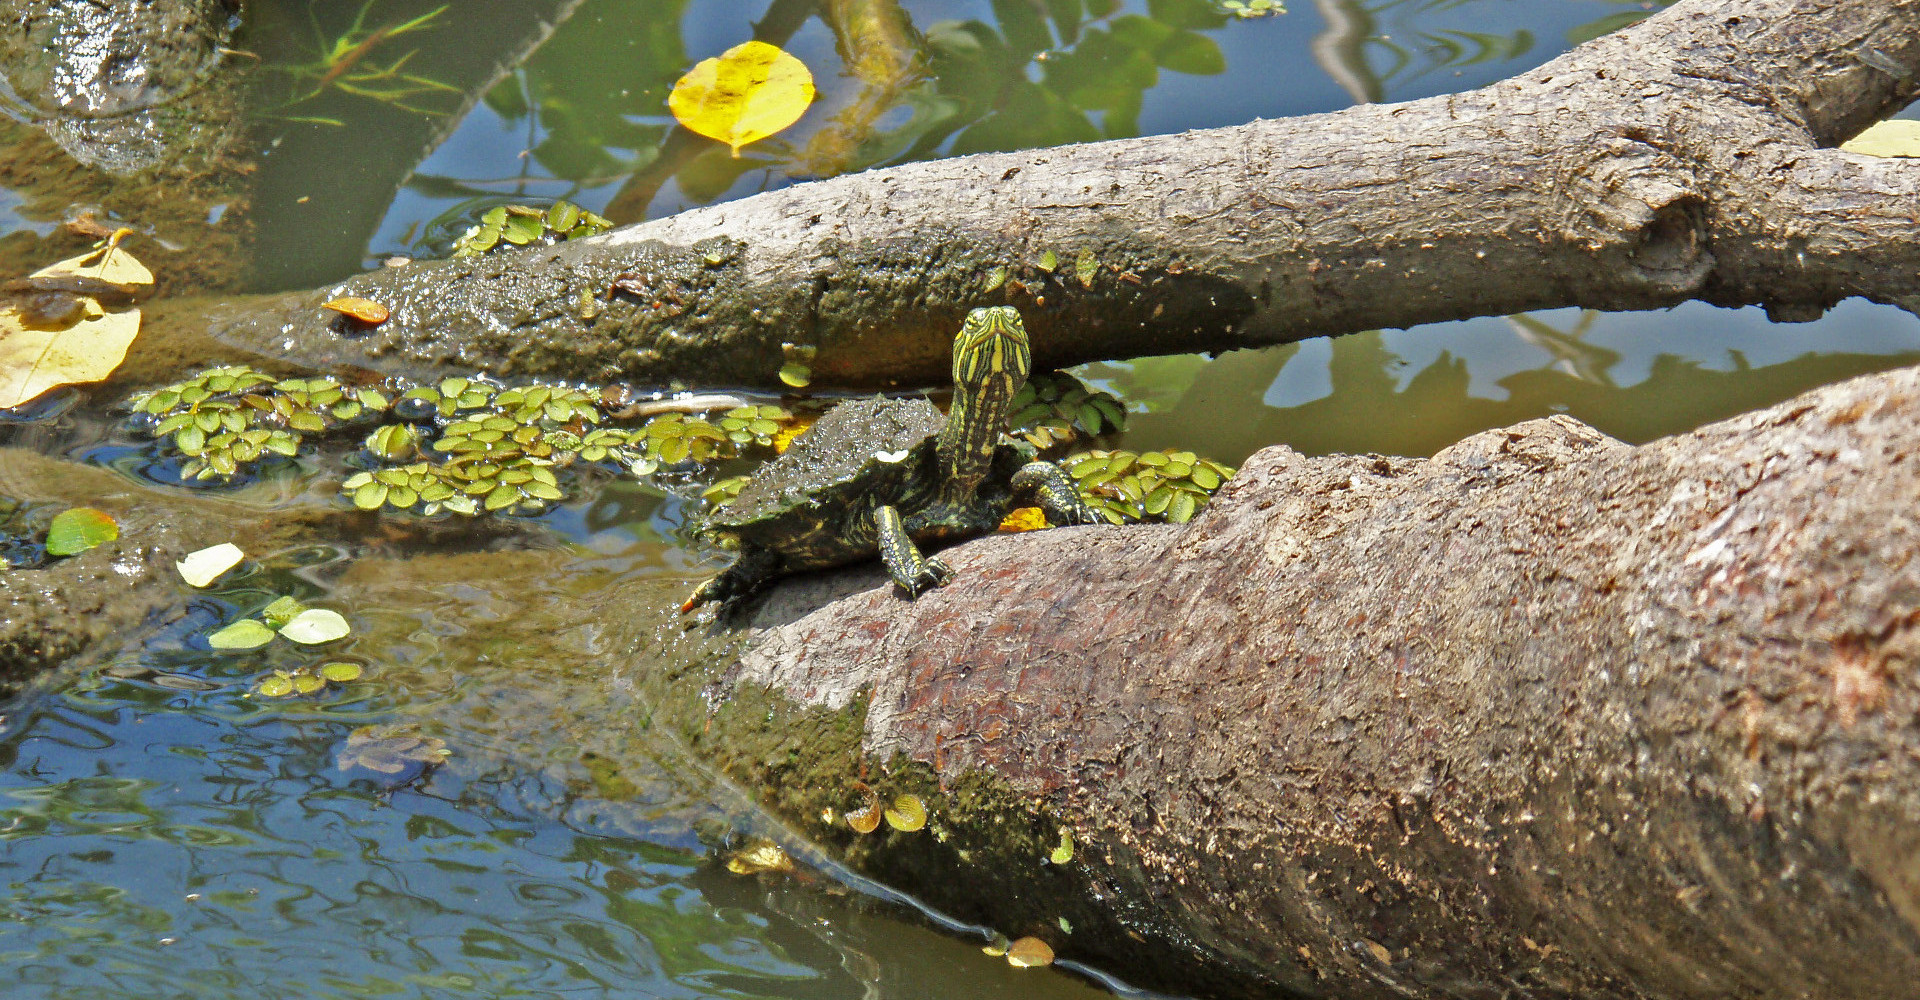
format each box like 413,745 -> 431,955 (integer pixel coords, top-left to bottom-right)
681,547 -> 778,613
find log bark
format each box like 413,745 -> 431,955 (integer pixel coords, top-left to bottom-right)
647,361 -> 1920,999
200,0 -> 1920,392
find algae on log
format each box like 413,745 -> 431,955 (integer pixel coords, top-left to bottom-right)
206,0 -> 1920,391
646,363 -> 1920,999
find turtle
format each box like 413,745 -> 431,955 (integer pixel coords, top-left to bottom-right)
681,305 -> 1102,612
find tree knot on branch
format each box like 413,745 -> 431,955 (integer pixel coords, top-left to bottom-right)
1564,154 -> 1715,300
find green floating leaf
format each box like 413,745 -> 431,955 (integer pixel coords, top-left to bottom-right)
319,661 -> 363,682
281,609 -> 350,645
262,595 -> 305,626
209,619 -> 275,650
45,507 -> 118,556
256,674 -> 294,697
779,363 -> 812,388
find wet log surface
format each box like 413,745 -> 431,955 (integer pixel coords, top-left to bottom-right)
681,362 -> 1920,998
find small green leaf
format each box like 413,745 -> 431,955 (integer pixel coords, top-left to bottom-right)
209,619 -> 275,650
546,200 -> 580,232
281,609 -> 351,644
319,661 -> 363,682
484,483 -> 519,511
256,674 -> 294,697
502,214 -> 544,244
262,595 -> 305,625
1167,490 -> 1199,523
1075,248 -> 1099,286
352,481 -> 389,510
779,363 -> 812,388
175,426 -> 206,455
45,507 -> 118,556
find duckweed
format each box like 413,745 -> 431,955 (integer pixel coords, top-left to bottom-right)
1066,449 -> 1236,524
1006,373 -> 1126,449
126,367 -> 810,519
450,200 -> 612,257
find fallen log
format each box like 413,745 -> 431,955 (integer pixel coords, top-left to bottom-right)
629,361 -> 1920,999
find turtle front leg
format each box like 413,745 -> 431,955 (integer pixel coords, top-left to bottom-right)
874,504 -> 952,597
1012,461 -> 1104,526
681,546 -> 779,613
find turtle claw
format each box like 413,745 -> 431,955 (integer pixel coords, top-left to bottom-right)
913,557 -> 954,595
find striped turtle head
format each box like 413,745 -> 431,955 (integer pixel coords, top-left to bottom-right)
951,305 -> 1031,398
934,306 -> 1031,498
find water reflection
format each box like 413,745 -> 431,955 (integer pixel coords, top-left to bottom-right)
1106,299 -> 1920,460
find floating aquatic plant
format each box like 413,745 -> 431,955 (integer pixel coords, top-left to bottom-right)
1066,449 -> 1235,524
450,202 -> 612,258
1006,372 -> 1127,449
125,367 -> 810,517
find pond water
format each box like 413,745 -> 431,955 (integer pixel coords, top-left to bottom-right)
1,1 -> 1915,997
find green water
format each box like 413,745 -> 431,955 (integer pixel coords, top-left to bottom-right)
2,1 -> 1917,997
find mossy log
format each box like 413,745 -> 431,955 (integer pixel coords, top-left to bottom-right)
201,0 -> 1920,392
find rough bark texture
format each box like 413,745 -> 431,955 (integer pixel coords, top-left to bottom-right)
201,0 -> 1920,391
663,362 -> 1920,999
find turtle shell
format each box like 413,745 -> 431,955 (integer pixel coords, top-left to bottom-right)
707,395 -> 944,534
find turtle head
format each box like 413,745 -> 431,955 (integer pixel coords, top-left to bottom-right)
952,305 -> 1030,397
936,307 -> 1029,499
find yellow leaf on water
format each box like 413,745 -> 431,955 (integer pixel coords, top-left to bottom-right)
0,303 -> 140,409
30,241 -> 154,292
1841,119 -> 1920,157
669,40 -> 816,157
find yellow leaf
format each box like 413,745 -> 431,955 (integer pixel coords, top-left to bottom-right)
0,304 -> 140,409
771,414 -> 815,454
1841,119 -> 1920,157
29,242 -> 154,292
998,506 -> 1047,532
669,40 -> 816,157
883,794 -> 927,832
322,296 -> 390,324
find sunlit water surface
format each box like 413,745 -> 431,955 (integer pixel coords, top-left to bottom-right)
3,1 -> 1917,997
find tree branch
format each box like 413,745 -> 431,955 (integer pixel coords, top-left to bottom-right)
199,0 -> 1920,392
